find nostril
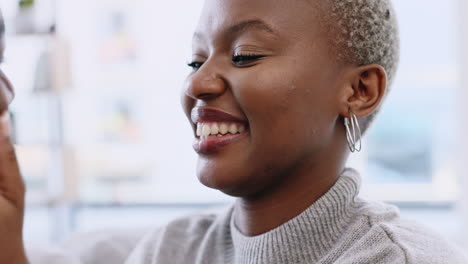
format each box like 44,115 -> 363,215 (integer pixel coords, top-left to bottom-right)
187,74 -> 227,100
197,93 -> 218,100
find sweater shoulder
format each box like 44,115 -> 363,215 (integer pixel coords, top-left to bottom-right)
376,219 -> 468,264
336,199 -> 468,264
141,205 -> 230,246
125,205 -> 232,264
162,205 -> 228,236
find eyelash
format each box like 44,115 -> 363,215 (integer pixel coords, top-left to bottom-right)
187,61 -> 204,69
187,54 -> 264,70
232,54 -> 264,66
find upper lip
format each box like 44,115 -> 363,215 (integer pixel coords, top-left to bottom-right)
191,107 -> 248,124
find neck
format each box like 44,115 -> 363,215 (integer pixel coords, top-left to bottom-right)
233,127 -> 349,236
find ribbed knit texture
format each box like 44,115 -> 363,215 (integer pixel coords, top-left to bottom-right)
123,168 -> 468,263
230,169 -> 360,263
26,168 -> 468,264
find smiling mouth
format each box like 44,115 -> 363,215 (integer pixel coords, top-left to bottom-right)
196,122 -> 247,138
193,126 -> 248,155
191,107 -> 249,154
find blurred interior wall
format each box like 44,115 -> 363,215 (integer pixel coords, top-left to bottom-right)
458,0 -> 468,250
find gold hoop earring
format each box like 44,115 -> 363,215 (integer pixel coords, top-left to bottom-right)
344,109 -> 362,153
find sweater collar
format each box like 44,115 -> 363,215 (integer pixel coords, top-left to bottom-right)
230,168 -> 361,263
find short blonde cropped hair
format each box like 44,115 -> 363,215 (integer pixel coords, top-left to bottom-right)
321,0 -> 400,132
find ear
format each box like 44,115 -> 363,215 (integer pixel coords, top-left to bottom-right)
338,64 -> 387,118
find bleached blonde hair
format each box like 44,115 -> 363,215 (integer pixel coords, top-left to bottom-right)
321,0 -> 400,132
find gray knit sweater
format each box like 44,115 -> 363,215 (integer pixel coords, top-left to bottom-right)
27,169 -> 468,264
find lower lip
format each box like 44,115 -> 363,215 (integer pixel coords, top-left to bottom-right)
193,132 -> 248,155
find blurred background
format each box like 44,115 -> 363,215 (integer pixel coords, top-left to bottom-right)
0,0 -> 467,255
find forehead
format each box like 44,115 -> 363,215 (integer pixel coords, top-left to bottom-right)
195,0 -> 325,43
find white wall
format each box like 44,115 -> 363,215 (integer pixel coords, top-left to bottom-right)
458,0 -> 468,250
56,0 -> 232,203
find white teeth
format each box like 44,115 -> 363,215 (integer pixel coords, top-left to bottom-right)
202,124 -> 211,137
219,123 -> 228,135
197,122 -> 247,137
210,123 -> 219,135
229,124 -> 238,134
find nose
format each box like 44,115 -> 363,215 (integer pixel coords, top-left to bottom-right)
184,67 -> 227,101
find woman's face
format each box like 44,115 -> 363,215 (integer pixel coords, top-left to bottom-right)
182,0 -> 347,196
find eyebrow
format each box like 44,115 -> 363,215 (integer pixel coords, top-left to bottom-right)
227,19 -> 278,37
193,19 -> 279,41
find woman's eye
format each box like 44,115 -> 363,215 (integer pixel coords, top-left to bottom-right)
232,54 -> 264,67
187,61 -> 204,70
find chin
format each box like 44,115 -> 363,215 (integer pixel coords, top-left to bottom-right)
196,158 -> 258,197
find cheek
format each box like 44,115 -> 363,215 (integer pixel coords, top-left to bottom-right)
233,61 -> 337,154
235,69 -> 295,121
236,66 -> 324,129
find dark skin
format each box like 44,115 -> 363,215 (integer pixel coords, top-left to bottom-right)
182,0 -> 387,236
0,0 -> 386,261
0,18 -> 29,264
